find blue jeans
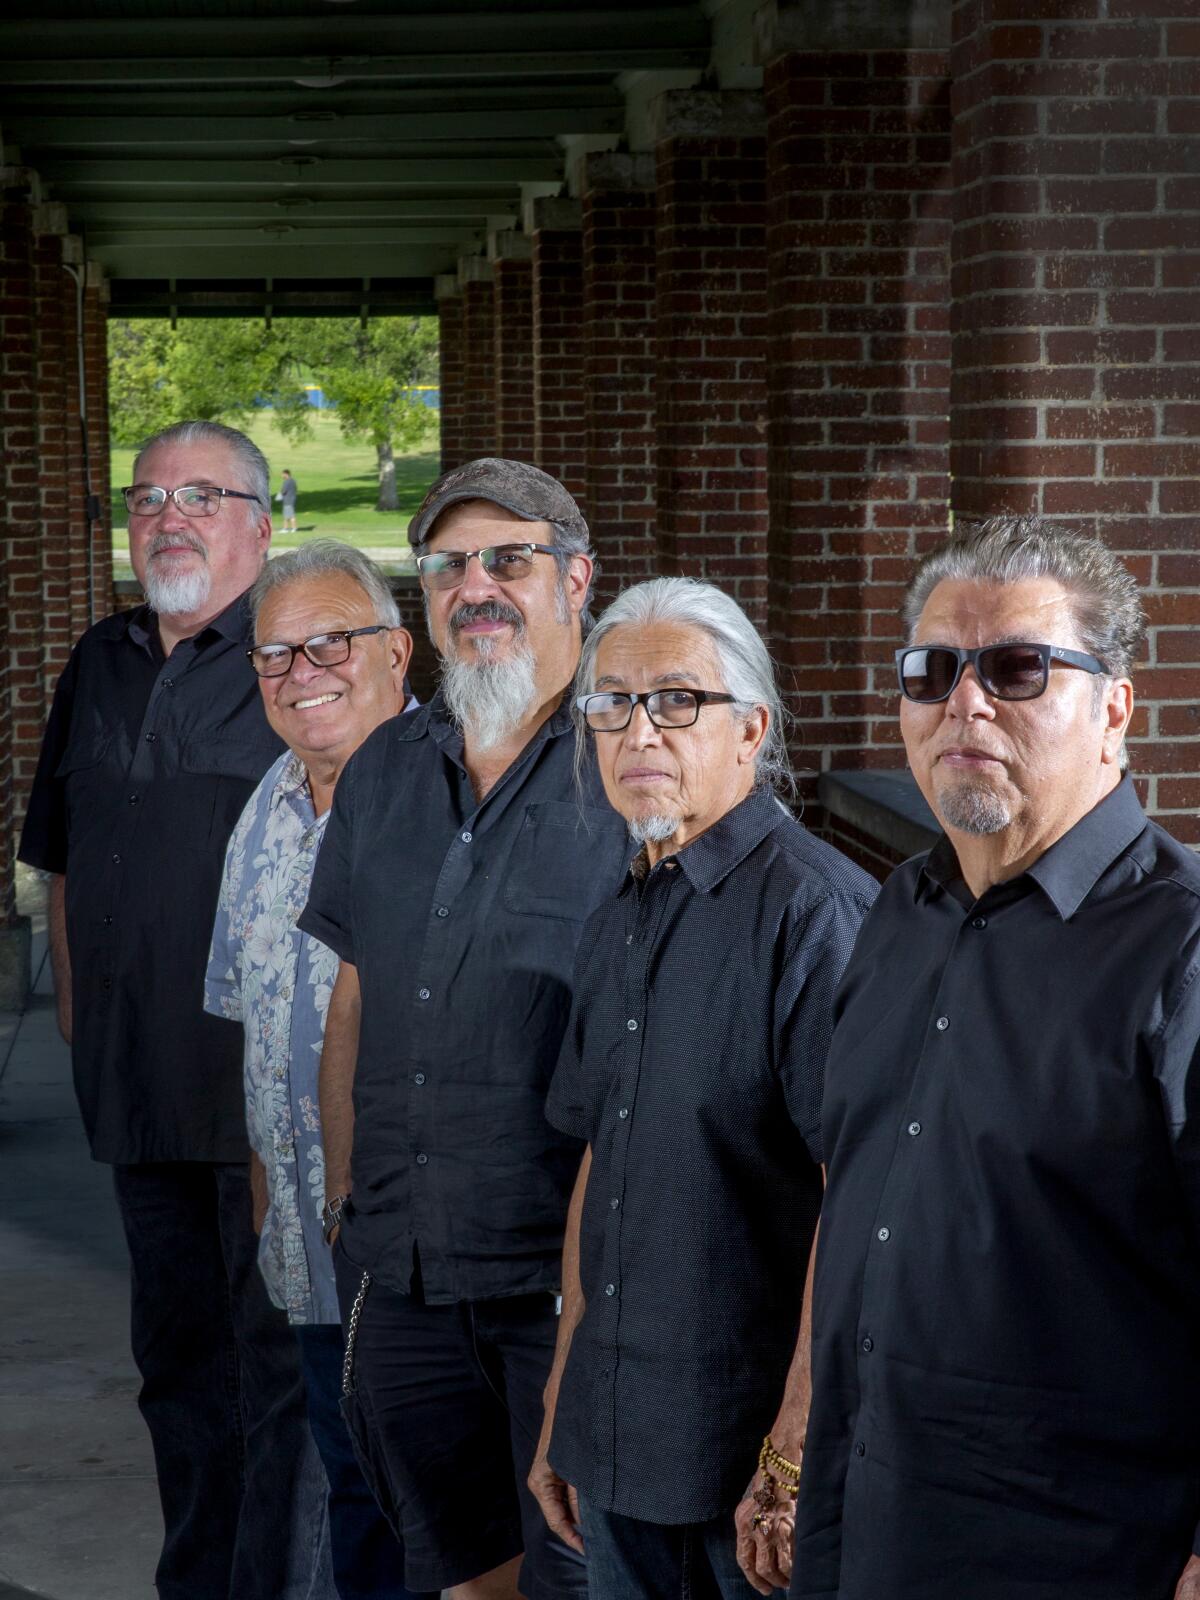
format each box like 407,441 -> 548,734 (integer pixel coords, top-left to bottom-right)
579,1498 -> 770,1600
295,1322 -> 428,1600
113,1161 -> 321,1600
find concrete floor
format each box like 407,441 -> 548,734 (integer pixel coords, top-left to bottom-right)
0,879 -> 161,1599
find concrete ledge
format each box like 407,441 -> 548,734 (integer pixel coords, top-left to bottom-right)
488,229 -> 533,262
756,0 -> 952,58
818,769 -> 939,860
526,196 -> 582,234
457,255 -> 494,286
581,151 -> 656,193
0,915 -> 32,1014
653,87 -> 767,143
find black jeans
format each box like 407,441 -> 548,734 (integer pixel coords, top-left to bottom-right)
579,1499 -> 768,1600
113,1161 -> 317,1600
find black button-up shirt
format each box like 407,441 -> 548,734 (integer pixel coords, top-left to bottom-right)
299,692 -> 631,1305
18,597 -> 283,1164
793,776 -> 1200,1600
545,788 -> 878,1524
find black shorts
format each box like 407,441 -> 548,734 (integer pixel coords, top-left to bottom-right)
333,1236 -> 586,1598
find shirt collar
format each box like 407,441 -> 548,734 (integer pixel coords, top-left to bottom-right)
267,750 -> 317,818
124,589 -> 253,651
402,687 -> 575,748
916,774 -> 1148,920
620,787 -> 789,898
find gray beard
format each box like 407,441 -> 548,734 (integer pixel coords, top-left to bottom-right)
938,781 -> 1012,836
143,560 -> 212,617
627,813 -> 679,846
440,636 -> 538,753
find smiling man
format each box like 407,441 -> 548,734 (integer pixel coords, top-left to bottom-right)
298,460 -> 630,1600
529,577 -> 877,1599
17,421 -> 321,1600
786,517 -> 1200,1600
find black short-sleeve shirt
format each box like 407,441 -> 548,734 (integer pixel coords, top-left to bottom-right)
793,776 -> 1200,1600
298,693 -> 632,1305
545,788 -> 878,1524
18,598 -> 283,1163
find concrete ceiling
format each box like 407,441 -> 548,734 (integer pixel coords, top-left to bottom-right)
1,2 -> 718,316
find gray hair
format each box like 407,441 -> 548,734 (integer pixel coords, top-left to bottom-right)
248,540 -> 401,633
904,515 -> 1145,677
575,576 -> 793,797
133,420 -> 270,517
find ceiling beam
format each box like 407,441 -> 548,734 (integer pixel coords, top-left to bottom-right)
38,157 -> 565,188
0,85 -> 624,118
90,226 -> 486,250
9,107 -> 625,145
90,243 -> 465,279
109,281 -> 440,317
67,199 -> 519,224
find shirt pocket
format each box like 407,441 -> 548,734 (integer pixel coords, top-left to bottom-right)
181,735 -> 279,847
54,731 -> 114,833
503,801 -> 623,922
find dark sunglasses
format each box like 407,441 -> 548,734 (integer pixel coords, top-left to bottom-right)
895,642 -> 1107,704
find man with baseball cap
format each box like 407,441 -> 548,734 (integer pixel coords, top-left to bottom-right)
299,460 -> 630,1600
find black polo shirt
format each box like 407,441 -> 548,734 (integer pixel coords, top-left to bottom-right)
545,788 -> 878,1524
299,692 -> 631,1305
18,597 -> 283,1164
793,776 -> 1200,1600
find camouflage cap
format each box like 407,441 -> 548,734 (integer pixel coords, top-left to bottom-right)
407,457 -> 590,549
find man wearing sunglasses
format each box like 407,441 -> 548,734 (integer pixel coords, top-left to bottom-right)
298,459 -> 630,1600
17,421 -> 324,1599
781,517 -> 1200,1600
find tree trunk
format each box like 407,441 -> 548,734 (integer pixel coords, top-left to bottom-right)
376,438 -> 398,512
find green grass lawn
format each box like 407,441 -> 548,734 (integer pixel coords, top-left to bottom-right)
111,411 -> 438,573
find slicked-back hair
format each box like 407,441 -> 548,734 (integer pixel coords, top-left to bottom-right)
133,420 -> 270,518
248,540 -> 401,634
575,575 -> 794,799
903,515 -> 1145,678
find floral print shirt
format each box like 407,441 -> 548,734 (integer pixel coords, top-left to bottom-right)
204,749 -> 338,1324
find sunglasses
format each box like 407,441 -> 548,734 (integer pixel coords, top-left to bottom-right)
895,642 -> 1107,704
415,543 -> 557,592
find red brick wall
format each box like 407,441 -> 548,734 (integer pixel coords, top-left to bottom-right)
531,202 -> 587,509
32,228 -> 68,713
951,0 -> 1200,841
459,268 -> 496,463
493,254 -> 536,461
84,274 -> 113,632
654,91 -> 769,628
765,50 -> 953,811
582,153 -> 658,606
437,285 -> 465,473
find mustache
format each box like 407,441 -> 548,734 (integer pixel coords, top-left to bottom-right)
145,530 -> 208,562
449,599 -> 524,637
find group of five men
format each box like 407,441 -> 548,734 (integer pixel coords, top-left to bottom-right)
18,419 -> 1200,1600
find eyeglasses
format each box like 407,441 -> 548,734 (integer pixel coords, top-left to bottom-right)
895,642 -> 1107,704
247,626 -> 388,678
415,543 -> 558,591
123,484 -> 263,517
576,689 -> 737,732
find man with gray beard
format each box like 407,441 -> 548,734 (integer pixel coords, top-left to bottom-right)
18,421 -> 320,1600
300,459 -> 630,1600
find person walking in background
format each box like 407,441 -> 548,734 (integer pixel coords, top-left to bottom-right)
279,467 -> 299,533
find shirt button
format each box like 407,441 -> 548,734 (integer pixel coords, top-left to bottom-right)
877,1226 -> 891,1242
862,1336 -> 874,1352
908,1121 -> 922,1137
604,1283 -> 615,1297
935,1016 -> 949,1031
101,976 -> 112,991
461,831 -> 473,843
855,1441 -> 866,1458
103,915 -> 113,927
162,678 -> 174,688
625,934 -> 633,945
972,916 -> 987,930
610,1196 -> 620,1209
626,1019 -> 638,1032
414,1073 -> 426,1086
111,853 -> 121,865
418,988 -> 431,1001
416,1153 -> 428,1166
144,731 -> 156,742
618,1107 -> 629,1119
436,906 -> 449,918
128,794 -> 139,805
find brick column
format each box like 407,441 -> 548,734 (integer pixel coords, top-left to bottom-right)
435,275 -> 466,473
60,241 -> 89,637
581,152 -> 658,604
653,90 -> 769,626
950,1 -> 1200,839
490,232 -> 536,461
458,257 -> 496,463
530,197 -> 586,507
31,209 -> 68,711
764,49 -> 953,808
83,264 -> 112,625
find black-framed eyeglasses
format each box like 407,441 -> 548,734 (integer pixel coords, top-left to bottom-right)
247,626 -> 388,679
895,642 -> 1107,704
123,484 -> 263,517
576,688 -> 737,732
415,542 -> 558,591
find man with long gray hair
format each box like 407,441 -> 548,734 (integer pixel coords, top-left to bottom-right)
774,517 -> 1200,1600
18,420 -> 317,1599
300,460 -> 630,1599
529,576 -> 877,1598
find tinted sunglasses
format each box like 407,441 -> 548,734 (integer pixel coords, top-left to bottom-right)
895,642 -> 1107,704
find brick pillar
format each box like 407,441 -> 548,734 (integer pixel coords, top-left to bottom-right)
32,209 -> 68,711
581,152 -> 658,604
764,49 -> 953,808
530,197 -> 586,507
458,257 -> 496,463
83,264 -> 112,624
950,1 -> 1200,840
490,232 -> 536,461
653,90 -> 769,626
435,275 -> 466,473
60,242 -> 89,638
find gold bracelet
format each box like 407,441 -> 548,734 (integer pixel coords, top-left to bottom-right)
761,1434 -> 803,1479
